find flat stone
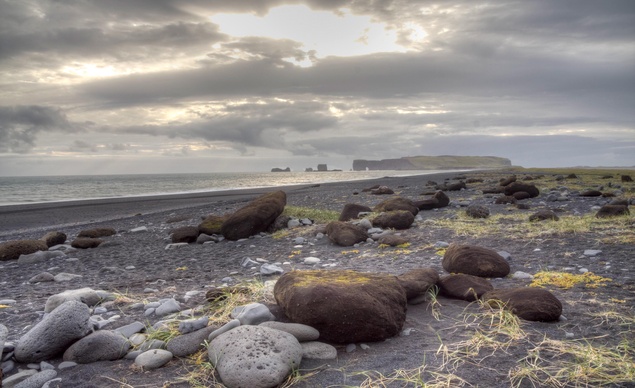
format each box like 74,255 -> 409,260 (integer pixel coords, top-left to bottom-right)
178,316 -> 209,334
28,272 -> 55,283
512,271 -> 534,279
53,272 -> 83,282
301,341 -> 337,359
231,303 -> 274,325
45,287 -> 102,313
259,321 -> 320,342
17,251 -> 66,264
134,349 -> 173,370
303,257 -> 321,265
2,370 -> 38,387
13,369 -> 57,388
63,330 -> 131,363
260,263 -> 284,275
155,299 -> 181,317
58,361 -> 78,369
583,249 -> 602,257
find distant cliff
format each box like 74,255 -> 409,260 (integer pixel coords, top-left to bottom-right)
352,155 -> 512,171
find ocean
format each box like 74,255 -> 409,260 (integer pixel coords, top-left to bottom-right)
0,170 -> 449,206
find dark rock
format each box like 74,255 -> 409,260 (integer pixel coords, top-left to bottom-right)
325,222 -> 369,246
372,210 -> 415,230
521,175 -> 534,181
516,203 -> 531,210
621,175 -> 633,182
373,197 -> 419,216
197,215 -> 226,235
361,184 -> 380,192
466,178 -> 483,183
466,205 -> 490,219
415,191 -> 450,210
483,187 -> 505,194
609,199 -> 629,206
377,235 -> 409,247
596,205 -> 630,218
495,195 -> 518,205
504,182 -> 539,198
396,268 -> 439,300
566,173 -> 578,179
529,210 -> 560,222
274,270 -> 407,343
499,175 -> 517,186
167,325 -> 218,357
438,181 -> 466,191
77,227 -> 116,238
442,244 -> 510,278
482,288 -> 562,322
63,330 -> 131,363
438,274 -> 494,301
339,204 -> 373,221
0,240 -> 48,261
580,190 -> 602,197
171,226 -> 200,243
512,191 -> 531,200
40,231 -> 67,247
370,186 -> 395,195
268,214 -> 292,233
71,237 -> 103,249
221,191 -> 286,240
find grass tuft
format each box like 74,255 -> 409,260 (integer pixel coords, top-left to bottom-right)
530,271 -> 612,289
282,205 -> 340,224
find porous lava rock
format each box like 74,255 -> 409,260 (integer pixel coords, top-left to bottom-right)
71,237 -> 103,249
396,268 -> 439,300
339,203 -> 373,221
171,226 -> 200,243
40,231 -> 67,247
0,240 -> 48,261
372,210 -> 415,230
595,205 -> 630,218
442,244 -> 510,278
465,204 -> 490,219
373,197 -> 419,216
274,270 -> 408,343
197,215 -> 226,235
504,182 -> 539,198
529,210 -> 560,222
415,191 -> 450,210
325,221 -> 369,247
63,330 -> 131,363
221,190 -> 286,240
438,274 -> 494,301
481,288 -> 563,322
77,227 -> 116,238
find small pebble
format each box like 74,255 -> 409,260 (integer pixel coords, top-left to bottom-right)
345,344 -> 356,353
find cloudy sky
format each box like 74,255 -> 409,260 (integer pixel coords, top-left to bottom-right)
1,0 -> 634,176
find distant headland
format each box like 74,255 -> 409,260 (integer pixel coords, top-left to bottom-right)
352,155 -> 512,171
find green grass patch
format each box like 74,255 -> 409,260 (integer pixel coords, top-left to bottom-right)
530,271 -> 612,289
282,205 -> 340,224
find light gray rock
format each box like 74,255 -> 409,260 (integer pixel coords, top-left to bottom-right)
155,298 -> 181,317
63,330 -> 130,363
209,325 -> 303,388
29,272 -> 55,283
129,226 -> 148,233
301,341 -> 337,359
303,257 -> 321,265
53,272 -> 83,282
2,369 -> 38,388
259,321 -> 320,342
359,218 -> 373,230
15,300 -> 92,363
231,303 -> 274,325
208,319 -> 241,342
138,339 -> 166,351
260,263 -> 284,275
42,378 -> 63,388
40,361 -> 55,370
13,369 -> 57,388
44,287 -> 102,313
113,321 -> 146,338
167,325 -> 217,357
512,271 -> 534,279
134,349 -> 173,371
584,249 -> 602,257
18,251 -> 66,264
2,359 -> 15,374
178,316 -> 209,334
0,323 -> 7,350
58,361 -> 78,369
129,333 -> 146,346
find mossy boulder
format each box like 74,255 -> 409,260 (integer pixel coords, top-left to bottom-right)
466,204 -> 490,219
274,270 -> 408,343
438,274 -> 494,301
77,227 -> 116,238
339,203 -> 372,221
495,195 -> 518,205
325,221 -> 369,246
71,238 -> 103,249
481,288 -> 562,322
396,268 -> 439,301
503,182 -> 539,198
373,197 -> 419,216
171,226 -> 200,243
372,210 -> 415,230
596,204 -> 629,218
197,215 -> 226,235
529,210 -> 560,222
377,235 -> 409,246
415,191 -> 450,210
0,240 -> 48,261
221,191 -> 286,240
442,244 -> 510,278
40,231 -> 67,247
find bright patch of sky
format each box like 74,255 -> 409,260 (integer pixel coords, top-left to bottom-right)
211,5 -> 408,65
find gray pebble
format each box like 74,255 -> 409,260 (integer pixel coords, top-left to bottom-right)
134,349 -> 173,370
301,341 -> 337,359
345,344 -> 356,353
2,370 -> 38,387
28,272 -> 55,283
14,369 -> 57,388
178,316 -> 209,334
260,263 -> 284,275
114,321 -> 146,338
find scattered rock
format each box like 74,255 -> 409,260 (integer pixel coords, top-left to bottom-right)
503,182 -> 539,198
231,303 -> 274,325
77,228 -> 116,238
339,204 -> 373,221
482,288 -> 563,322
170,226 -> 200,244
17,251 -> 66,265
377,235 -> 409,246
63,330 -> 131,363
396,268 -> 439,301
438,274 -> 494,301
442,244 -> 510,278
70,237 -> 103,249
12,369 -> 57,388
580,190 -> 602,197
372,210 -> 415,230
221,191 -> 286,240
301,341 -> 337,360
0,240 -> 48,261
494,196 -> 517,205
40,232 -> 67,248
167,325 -> 218,357
529,210 -> 560,222
45,287 -> 102,313
259,321 -> 320,342
325,221 -> 369,247
466,205 -> 490,219
595,205 -> 629,218
415,191 -> 450,210
370,186 -> 394,195
373,197 -> 419,216
134,349 -> 173,371
197,215 -> 226,235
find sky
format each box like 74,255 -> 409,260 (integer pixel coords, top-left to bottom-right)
1,0 -> 634,176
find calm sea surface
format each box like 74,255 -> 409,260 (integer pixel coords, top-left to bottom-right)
0,170 -> 449,206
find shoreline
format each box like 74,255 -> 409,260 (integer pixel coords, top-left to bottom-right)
0,170 -> 472,237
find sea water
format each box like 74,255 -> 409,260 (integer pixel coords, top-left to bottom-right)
0,170 -> 448,206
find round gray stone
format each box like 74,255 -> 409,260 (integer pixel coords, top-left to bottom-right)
44,288 -> 102,313
178,316 -> 209,334
167,325 -> 217,357
13,369 -> 57,388
28,272 -> 55,283
259,321 -> 320,342
230,303 -> 274,325
301,341 -> 338,359
155,299 -> 181,317
134,349 -> 173,370
0,324 -> 7,350
15,300 -> 92,363
17,251 -> 66,265
63,330 -> 131,363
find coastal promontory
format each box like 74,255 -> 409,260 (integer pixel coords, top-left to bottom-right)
352,155 -> 512,171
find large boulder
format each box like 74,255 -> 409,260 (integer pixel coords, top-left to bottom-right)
221,191 -> 286,240
63,330 -> 131,363
197,215 -> 226,235
274,270 -> 408,343
373,197 -> 419,216
209,325 -> 303,388
77,227 -> 116,238
396,268 -> 439,301
0,240 -> 48,261
481,288 -> 562,322
171,226 -> 200,243
503,182 -> 539,198
15,300 -> 92,363
167,325 -> 218,357
595,205 -> 629,218
40,231 -> 67,247
442,244 -> 510,278
45,287 -> 103,313
415,191 -> 450,210
372,210 -> 415,230
339,203 -> 373,222
438,274 -> 494,301
325,221 -> 369,246
71,237 -> 103,249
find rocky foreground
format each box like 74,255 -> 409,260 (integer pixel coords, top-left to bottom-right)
0,169 -> 634,388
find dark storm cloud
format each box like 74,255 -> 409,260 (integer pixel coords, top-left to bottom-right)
0,106 -> 80,153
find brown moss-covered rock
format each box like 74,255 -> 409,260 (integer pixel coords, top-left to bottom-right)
529,210 -> 560,222
171,226 -> 200,243
197,215 -> 226,235
481,288 -> 562,322
415,191 -> 450,210
373,197 -> 419,216
396,268 -> 439,301
40,231 -> 67,248
372,210 -> 415,230
580,190 -> 602,197
442,244 -> 510,278
438,181 -> 466,191
377,235 -> 409,247
370,186 -> 395,195
77,228 -> 116,238
325,221 -> 369,247
621,175 -> 633,182
339,203 -> 372,222
499,175 -> 517,186
495,195 -> 517,205
0,240 -> 48,261
512,191 -> 531,200
596,205 -> 630,218
504,182 -> 539,198
438,274 -> 494,301
221,190 -> 287,240
71,237 -> 103,249
274,270 -> 407,343
466,204 -> 490,219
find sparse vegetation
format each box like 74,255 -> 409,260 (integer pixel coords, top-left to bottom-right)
282,205 -> 340,223
530,271 -> 612,289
